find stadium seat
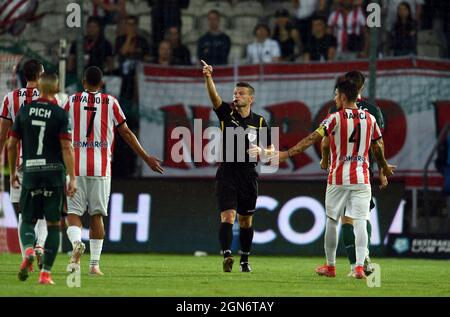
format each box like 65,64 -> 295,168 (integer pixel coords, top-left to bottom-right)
232,16 -> 260,34
184,2 -> 206,17
138,15 -> 152,32
182,14 -> 197,35
227,29 -> 253,46
233,1 -> 264,17
27,41 -> 47,56
229,44 -> 245,63
264,1 -> 295,17
197,15 -> 229,34
417,44 -> 443,58
417,30 -> 440,45
184,32 -> 201,45
200,1 -> 233,17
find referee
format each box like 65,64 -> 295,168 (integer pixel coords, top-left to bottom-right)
201,60 -> 273,273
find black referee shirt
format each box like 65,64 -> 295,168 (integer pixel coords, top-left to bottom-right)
214,101 -> 271,168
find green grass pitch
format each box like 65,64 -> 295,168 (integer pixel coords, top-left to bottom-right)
1,253 -> 449,297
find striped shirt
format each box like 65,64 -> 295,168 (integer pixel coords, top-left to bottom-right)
1,87 -> 40,166
328,7 -> 366,52
63,91 -> 126,177
322,108 -> 382,185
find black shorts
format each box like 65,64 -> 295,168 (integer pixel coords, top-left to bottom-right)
215,164 -> 258,216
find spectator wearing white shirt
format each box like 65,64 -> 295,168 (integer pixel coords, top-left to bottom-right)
247,24 -> 281,64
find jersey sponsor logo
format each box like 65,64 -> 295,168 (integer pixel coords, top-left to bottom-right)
73,140 -> 109,148
30,189 -> 54,198
25,159 -> 46,167
340,155 -> 366,162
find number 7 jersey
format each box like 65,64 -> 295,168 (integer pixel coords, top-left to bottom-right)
63,91 -> 126,177
321,108 -> 382,185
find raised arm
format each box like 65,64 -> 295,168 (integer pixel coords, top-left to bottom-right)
201,60 -> 222,109
277,130 -> 323,162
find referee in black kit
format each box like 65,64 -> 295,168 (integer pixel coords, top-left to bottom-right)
201,60 -> 274,273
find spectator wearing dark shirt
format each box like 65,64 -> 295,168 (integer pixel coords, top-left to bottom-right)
68,16 -> 113,74
272,9 -> 301,62
390,2 -> 418,56
115,15 -> 151,100
164,26 -> 191,65
303,16 -> 337,62
151,40 -> 175,65
147,0 -> 190,55
197,10 -> 231,65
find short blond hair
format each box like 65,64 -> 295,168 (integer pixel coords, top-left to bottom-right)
38,73 -> 59,95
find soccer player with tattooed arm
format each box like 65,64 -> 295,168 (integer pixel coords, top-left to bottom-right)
275,79 -> 395,279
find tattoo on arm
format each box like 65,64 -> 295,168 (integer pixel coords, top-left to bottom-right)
371,140 -> 387,170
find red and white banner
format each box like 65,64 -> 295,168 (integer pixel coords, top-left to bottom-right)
138,58 -> 450,185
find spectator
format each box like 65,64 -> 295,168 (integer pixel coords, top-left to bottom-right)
386,0 -> 424,31
272,9 -> 301,62
68,16 -> 114,74
147,0 -> 190,55
151,40 -> 175,65
164,26 -> 191,65
197,10 -> 231,65
91,0 -> 126,26
115,15 -> 151,100
292,0 -> 327,46
303,15 -> 337,62
390,2 -> 418,56
247,24 -> 281,64
328,0 -> 368,60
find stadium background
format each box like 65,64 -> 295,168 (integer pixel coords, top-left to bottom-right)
0,0 -> 450,260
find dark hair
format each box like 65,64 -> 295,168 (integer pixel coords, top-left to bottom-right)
236,82 -> 255,95
395,1 -> 414,26
253,23 -> 271,36
208,9 -> 221,18
344,70 -> 365,91
84,66 -> 103,87
87,16 -> 102,27
336,79 -> 358,102
23,59 -> 43,82
311,15 -> 327,25
125,15 -> 139,23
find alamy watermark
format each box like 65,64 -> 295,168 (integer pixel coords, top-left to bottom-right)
170,119 -> 280,174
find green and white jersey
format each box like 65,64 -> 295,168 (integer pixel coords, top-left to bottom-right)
11,97 -> 72,188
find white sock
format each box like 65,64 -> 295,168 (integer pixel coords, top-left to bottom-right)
35,219 -> 48,248
17,213 -> 25,259
66,226 -> 82,247
353,219 -> 368,267
324,217 -> 338,267
90,239 -> 103,267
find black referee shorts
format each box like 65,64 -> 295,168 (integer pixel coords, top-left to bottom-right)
215,164 -> 258,216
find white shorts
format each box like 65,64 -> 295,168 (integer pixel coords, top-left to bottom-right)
10,170 -> 23,203
325,184 -> 371,221
67,177 -> 111,217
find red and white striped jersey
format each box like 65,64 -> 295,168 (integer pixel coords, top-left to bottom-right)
1,87 -> 39,121
1,87 -> 40,167
322,108 -> 382,185
328,7 -> 366,52
63,91 -> 126,177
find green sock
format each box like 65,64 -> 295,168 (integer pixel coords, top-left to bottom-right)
367,221 -> 372,250
20,221 -> 36,250
342,223 -> 356,265
43,226 -> 60,271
